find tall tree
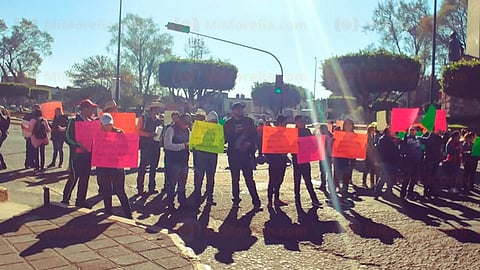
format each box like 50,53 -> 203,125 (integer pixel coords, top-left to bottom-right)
108,14 -> 173,95
437,0 -> 468,56
251,82 -> 305,117
0,18 -> 53,79
65,55 -> 115,89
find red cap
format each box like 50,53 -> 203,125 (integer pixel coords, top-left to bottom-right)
79,99 -> 98,108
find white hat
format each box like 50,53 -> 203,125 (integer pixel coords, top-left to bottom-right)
206,111 -> 218,122
100,113 -> 114,126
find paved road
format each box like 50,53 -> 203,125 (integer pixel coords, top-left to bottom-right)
2,123 -> 480,269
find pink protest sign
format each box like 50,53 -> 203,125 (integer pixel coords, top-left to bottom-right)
91,132 -> 139,168
391,108 -> 419,132
297,135 -> 326,164
75,120 -> 100,153
435,110 -> 447,131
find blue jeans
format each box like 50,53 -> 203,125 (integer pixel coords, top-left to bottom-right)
136,145 -> 161,191
375,162 -> 397,195
228,154 -> 261,206
193,151 -> 218,200
165,156 -> 189,206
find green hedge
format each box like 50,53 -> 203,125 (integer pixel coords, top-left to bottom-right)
441,59 -> 480,98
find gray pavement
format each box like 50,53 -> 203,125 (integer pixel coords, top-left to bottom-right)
2,120 -> 480,269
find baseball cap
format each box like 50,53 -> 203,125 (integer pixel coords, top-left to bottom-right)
231,102 -> 245,110
206,111 -> 218,122
79,99 -> 98,108
100,113 -> 114,126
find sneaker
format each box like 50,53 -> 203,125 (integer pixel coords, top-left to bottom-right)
206,200 -> 217,206
47,163 -> 55,168
312,201 -> 322,208
274,199 -> 288,206
148,189 -> 159,194
253,205 -> 264,212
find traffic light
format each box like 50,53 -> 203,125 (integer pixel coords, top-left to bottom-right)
165,22 -> 190,33
275,74 -> 283,95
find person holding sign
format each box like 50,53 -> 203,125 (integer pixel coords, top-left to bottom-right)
62,98 -> 98,207
333,119 -> 356,198
224,102 -> 262,211
362,125 -> 379,189
265,115 -> 290,208
292,115 -> 321,208
191,111 -> 220,206
420,128 -> 444,198
317,124 -> 333,191
374,127 -> 401,199
399,126 -> 423,200
47,107 -> 68,168
96,113 -> 132,219
164,114 -> 191,211
135,101 -> 163,195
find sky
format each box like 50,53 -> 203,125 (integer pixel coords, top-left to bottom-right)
2,0 -> 420,100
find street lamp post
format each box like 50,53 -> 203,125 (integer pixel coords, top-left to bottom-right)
165,22 -> 284,113
115,0 -> 122,101
430,0 -> 437,105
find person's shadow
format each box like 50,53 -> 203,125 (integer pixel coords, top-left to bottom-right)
345,209 -> 403,245
209,207 -> 259,264
19,211 -> 111,257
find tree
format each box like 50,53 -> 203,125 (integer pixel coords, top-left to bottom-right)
363,0 -> 431,72
322,50 -> 421,123
437,0 -> 468,50
158,58 -> 238,101
251,82 -> 305,117
108,14 -> 173,96
65,55 -> 115,89
0,18 -> 53,79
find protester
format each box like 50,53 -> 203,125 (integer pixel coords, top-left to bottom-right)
96,113 -> 132,219
374,127 -> 400,199
292,115 -> 321,208
135,100 -> 163,195
399,126 -> 423,199
223,102 -> 262,211
29,109 -> 51,172
47,107 -> 68,168
62,99 -> 98,207
0,105 -> 11,170
22,104 -> 40,169
333,119 -> 356,198
162,111 -> 180,193
420,128 -> 444,198
317,124 -> 333,191
265,115 -> 289,208
462,132 -> 477,193
102,100 -> 118,113
164,114 -> 191,211
443,131 -> 463,193
192,111 -> 220,206
362,124 -> 378,189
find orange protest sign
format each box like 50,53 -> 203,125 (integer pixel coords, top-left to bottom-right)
40,101 -> 63,120
332,131 -> 367,159
262,126 -> 298,154
109,112 -> 137,133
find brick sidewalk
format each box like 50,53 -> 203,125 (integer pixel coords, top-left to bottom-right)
0,203 -> 203,270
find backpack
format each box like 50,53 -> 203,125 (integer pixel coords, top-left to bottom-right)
33,118 -> 47,139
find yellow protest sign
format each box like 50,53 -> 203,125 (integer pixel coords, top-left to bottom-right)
189,121 -> 225,153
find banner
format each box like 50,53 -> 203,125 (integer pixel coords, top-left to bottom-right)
262,126 -> 298,154
189,121 -> 225,153
391,108 -> 419,132
434,110 -> 447,132
421,105 -> 437,132
91,132 -> 139,168
109,112 -> 136,134
40,101 -> 63,121
376,111 -> 387,131
332,131 -> 368,159
472,137 -> 480,157
75,120 -> 100,153
297,135 -> 325,164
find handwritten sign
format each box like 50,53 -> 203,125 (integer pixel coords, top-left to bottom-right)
109,112 -> 136,133
75,120 -> 100,153
189,121 -> 225,153
332,131 -> 367,159
262,126 -> 298,154
297,135 -> 326,164
376,111 -> 387,131
40,101 -> 63,121
391,108 -> 419,132
434,110 -> 447,132
91,132 -> 139,168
